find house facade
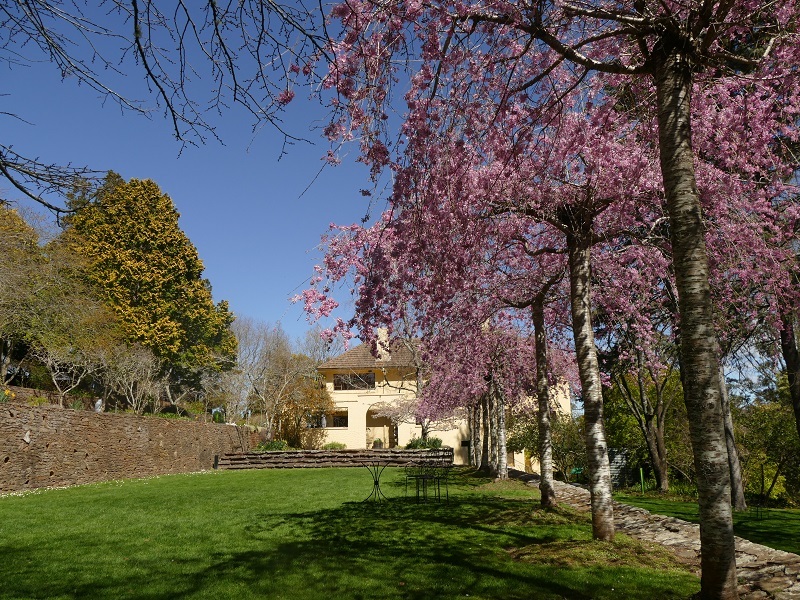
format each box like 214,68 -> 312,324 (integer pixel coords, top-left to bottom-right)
316,341 -> 571,468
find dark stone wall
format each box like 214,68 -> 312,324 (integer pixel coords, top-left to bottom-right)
0,402 -> 254,493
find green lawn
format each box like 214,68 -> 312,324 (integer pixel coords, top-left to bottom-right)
615,493 -> 800,555
0,468 -> 699,599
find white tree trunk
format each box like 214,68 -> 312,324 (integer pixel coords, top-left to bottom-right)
532,300 -> 556,507
654,46 -> 738,599
566,220 -> 615,541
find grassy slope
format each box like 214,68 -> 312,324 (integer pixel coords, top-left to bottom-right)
0,469 -> 699,599
615,493 -> 800,555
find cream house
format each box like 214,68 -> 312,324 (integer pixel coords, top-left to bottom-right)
316,340 -> 572,468
315,341 -> 473,460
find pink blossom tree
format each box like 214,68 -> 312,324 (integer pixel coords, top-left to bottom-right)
314,2 -> 800,595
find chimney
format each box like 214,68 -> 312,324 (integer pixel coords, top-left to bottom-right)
376,327 -> 391,361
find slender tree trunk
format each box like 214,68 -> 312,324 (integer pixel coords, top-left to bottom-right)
481,393 -> 490,472
653,422 -> 670,492
532,300 -> 557,508
495,378 -> 509,480
1,338 -> 11,384
420,420 -> 431,440
634,357 -> 670,492
765,457 -> 787,500
779,310 -> 800,444
615,368 -> 671,492
642,418 -> 669,491
468,404 -> 475,466
652,376 -> 671,492
566,222 -> 615,541
719,364 -> 747,511
654,46 -> 738,599
472,402 -> 482,468
488,386 -> 499,477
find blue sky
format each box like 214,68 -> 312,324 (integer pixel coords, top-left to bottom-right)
2,51 -> 378,343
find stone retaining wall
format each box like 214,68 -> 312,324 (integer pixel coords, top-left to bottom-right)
0,402 -> 255,493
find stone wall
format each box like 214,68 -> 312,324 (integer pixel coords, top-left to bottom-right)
0,402 -> 255,493
218,447 -> 454,469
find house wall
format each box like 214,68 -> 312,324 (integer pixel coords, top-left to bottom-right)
319,367 -> 471,466
319,366 -> 572,471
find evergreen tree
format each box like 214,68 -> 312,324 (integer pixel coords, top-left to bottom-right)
62,174 -> 236,398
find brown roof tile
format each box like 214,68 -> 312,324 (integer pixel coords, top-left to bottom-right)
317,342 -> 417,371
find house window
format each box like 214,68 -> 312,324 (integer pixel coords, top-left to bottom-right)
332,410 -> 348,428
333,372 -> 375,390
309,409 -> 348,428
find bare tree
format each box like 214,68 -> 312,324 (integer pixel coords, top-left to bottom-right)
102,343 -> 163,414
1,0 -> 326,212
234,318 -> 319,440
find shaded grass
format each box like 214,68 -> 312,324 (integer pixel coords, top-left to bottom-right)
615,493 -> 800,555
0,469 -> 699,599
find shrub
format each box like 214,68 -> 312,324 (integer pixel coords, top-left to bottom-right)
257,440 -> 291,451
28,396 -> 49,407
322,442 -> 347,450
405,436 -> 442,450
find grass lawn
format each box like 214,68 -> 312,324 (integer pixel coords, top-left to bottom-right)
614,493 -> 800,555
0,468 -> 699,599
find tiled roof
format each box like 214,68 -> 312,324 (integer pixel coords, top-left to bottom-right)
317,342 -> 417,371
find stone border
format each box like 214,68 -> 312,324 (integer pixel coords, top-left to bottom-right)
509,470 -> 800,600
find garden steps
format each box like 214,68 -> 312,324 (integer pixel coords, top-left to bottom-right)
216,448 -> 453,470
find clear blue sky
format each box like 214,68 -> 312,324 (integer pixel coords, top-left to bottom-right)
2,53 -> 377,343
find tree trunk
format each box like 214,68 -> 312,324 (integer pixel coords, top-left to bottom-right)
468,403 -> 475,467
494,378 -> 509,480
652,374 -> 672,493
532,300 -> 557,508
488,386 -> 499,477
1,338 -> 11,384
614,365 -> 671,492
481,393 -> 490,472
472,402 -> 482,468
720,364 -> 747,511
652,420 -> 670,492
643,418 -> 669,491
566,222 -> 615,541
779,310 -> 800,444
635,356 -> 670,492
654,46 -> 738,599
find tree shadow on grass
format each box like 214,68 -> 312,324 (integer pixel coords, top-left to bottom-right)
0,472 -> 699,599
172,494 -> 697,600
732,510 -> 800,556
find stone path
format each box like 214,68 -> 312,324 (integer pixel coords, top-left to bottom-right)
509,470 -> 800,599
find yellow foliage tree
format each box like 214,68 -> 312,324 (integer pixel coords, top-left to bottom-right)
62,174 -> 236,401
0,206 -> 42,382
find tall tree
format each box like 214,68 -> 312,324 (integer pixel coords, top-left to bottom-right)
62,173 -> 236,400
26,238 -> 121,406
0,206 -> 41,383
